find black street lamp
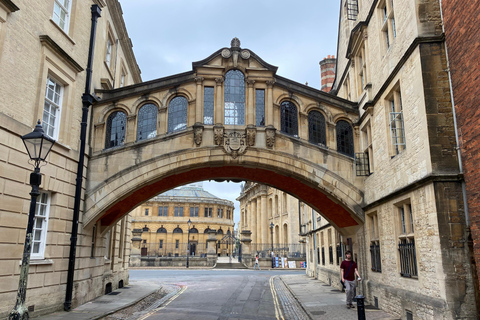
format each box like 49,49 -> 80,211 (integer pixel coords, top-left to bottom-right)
270,222 -> 274,252
10,121 -> 55,320
186,218 -> 191,268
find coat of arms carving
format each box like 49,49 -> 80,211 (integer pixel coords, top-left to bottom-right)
223,131 -> 247,159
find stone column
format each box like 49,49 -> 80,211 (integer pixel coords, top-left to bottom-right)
261,194 -> 268,245
246,79 -> 255,125
195,77 -> 204,124
256,198 -> 261,245
215,77 -> 223,125
266,80 -> 275,127
252,199 -> 257,243
206,229 -> 218,266
240,230 -> 252,267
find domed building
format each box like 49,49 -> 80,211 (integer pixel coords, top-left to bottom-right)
130,183 -> 235,265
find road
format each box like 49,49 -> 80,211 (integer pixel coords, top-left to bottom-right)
129,269 -> 309,320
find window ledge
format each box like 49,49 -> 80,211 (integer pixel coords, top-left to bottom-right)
49,19 -> 76,45
21,259 -> 54,265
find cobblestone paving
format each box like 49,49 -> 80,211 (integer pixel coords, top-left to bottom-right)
272,276 -> 310,320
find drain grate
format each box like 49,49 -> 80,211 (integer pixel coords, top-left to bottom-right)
93,300 -> 112,304
311,311 -> 326,315
108,292 -> 121,295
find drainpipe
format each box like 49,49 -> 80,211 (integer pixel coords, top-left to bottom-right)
64,5 -> 101,311
438,1 -> 469,227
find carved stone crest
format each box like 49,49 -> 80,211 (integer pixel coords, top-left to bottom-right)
246,125 -> 256,147
221,38 -> 251,68
223,131 -> 247,159
214,125 -> 224,146
265,126 -> 276,149
193,123 -> 204,146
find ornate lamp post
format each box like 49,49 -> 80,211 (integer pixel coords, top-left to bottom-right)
10,121 -> 55,320
186,218 -> 191,268
270,222 -> 274,252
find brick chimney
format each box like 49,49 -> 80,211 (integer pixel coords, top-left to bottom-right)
319,55 -> 336,92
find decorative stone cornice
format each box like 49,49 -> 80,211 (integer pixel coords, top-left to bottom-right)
0,0 -> 19,12
39,35 -> 83,72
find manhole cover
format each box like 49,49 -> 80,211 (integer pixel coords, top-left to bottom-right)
108,292 -> 121,295
311,311 -> 326,315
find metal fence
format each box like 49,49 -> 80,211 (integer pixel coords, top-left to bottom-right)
140,242 -> 210,258
398,240 -> 417,277
250,243 -> 306,259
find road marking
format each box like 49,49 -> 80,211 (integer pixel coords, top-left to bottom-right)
269,276 -> 285,320
135,286 -> 187,320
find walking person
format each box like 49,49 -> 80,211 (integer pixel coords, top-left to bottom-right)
253,254 -> 260,270
340,250 -> 361,309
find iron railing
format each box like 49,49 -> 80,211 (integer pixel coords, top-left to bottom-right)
398,240 -> 417,277
250,243 -> 306,259
370,242 -> 382,272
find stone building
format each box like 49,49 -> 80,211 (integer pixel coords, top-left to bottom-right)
0,0 -> 141,318
237,182 -> 304,258
130,183 -> 235,262
301,0 -> 476,319
441,0 -> 480,308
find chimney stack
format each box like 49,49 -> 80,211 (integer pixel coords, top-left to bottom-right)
319,55 -> 336,93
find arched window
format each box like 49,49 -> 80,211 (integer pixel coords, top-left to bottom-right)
168,96 -> 188,133
142,225 -> 149,232
336,120 -> 354,156
173,226 -> 183,233
217,228 -> 224,235
280,101 -> 298,136
190,227 -> 199,233
224,70 -> 245,125
137,103 -> 157,141
157,226 -> 167,233
204,227 -> 211,233
308,111 -> 326,145
105,111 -> 126,149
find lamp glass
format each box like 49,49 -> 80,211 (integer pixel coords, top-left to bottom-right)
22,121 -> 55,162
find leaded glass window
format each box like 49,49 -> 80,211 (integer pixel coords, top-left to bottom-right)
105,111 -> 126,149
224,70 -> 245,125
157,226 -> 167,233
43,77 -> 63,139
255,89 -> 265,126
168,96 -> 188,133
308,111 -> 326,145
336,120 -> 354,157
204,87 -> 214,125
280,101 -> 298,136
137,103 -> 157,141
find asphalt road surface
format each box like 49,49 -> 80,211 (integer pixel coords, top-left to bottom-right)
129,269 -> 308,320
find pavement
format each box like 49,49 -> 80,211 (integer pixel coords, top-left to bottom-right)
33,270 -> 399,320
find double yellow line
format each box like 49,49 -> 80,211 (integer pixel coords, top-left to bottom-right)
269,276 -> 285,320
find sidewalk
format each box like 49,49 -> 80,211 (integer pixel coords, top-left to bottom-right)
32,280 -> 165,320
280,274 -> 400,320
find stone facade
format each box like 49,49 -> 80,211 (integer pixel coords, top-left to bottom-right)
130,183 -> 235,261
237,182 -> 304,256
324,0 -> 477,319
0,0 -> 141,318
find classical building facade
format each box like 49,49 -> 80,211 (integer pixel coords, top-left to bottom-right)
0,0 -> 141,318
237,182 -> 305,258
130,183 -> 235,259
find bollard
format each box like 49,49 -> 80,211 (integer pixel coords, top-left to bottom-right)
355,295 -> 365,320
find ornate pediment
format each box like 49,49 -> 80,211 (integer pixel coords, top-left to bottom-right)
192,38 -> 278,73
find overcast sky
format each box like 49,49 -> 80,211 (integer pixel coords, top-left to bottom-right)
119,0 -> 341,224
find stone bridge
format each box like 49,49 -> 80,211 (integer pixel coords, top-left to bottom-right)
85,38 -> 365,236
